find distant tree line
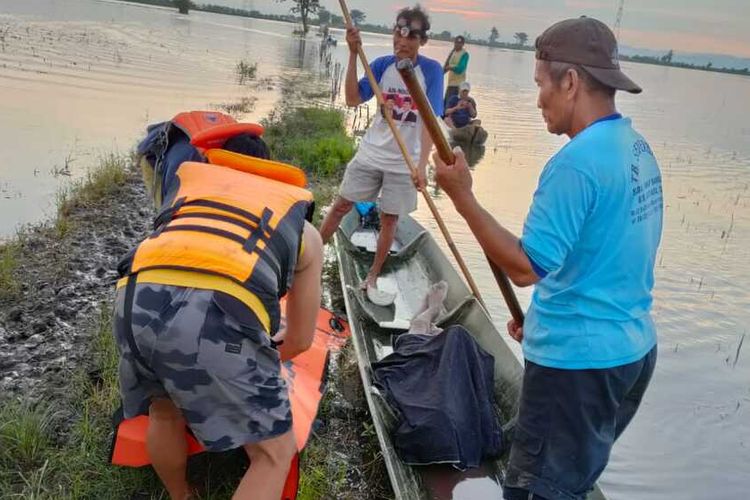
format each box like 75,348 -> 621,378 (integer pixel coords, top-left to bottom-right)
201,3 -> 297,23
117,1 -> 749,77
620,51 -> 749,76
121,0 -> 297,22
277,0 -> 319,34
174,0 -> 193,14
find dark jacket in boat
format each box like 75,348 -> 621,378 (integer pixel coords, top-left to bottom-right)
372,325 -> 503,470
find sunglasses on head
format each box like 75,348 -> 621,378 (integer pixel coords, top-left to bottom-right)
393,20 -> 425,39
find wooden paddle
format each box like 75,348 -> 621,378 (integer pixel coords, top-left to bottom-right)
396,58 -> 526,325
337,0 -> 486,308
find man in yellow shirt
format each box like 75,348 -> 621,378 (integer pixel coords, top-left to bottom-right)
443,35 -> 470,111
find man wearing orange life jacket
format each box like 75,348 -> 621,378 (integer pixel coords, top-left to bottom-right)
115,111 -> 322,500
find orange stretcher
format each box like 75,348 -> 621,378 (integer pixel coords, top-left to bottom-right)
109,304 -> 350,500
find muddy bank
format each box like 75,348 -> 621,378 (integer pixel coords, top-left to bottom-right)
0,143 -> 390,499
0,69 -> 339,398
0,162 -> 150,398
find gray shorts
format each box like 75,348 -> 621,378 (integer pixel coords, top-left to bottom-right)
339,156 -> 418,215
113,283 -> 291,452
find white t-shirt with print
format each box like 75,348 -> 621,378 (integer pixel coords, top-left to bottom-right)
355,54 -> 445,173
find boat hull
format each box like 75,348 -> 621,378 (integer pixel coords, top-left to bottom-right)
334,212 -> 606,499
449,123 -> 488,146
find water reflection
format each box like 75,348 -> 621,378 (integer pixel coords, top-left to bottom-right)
421,462 -> 504,500
0,0 -> 329,237
292,37 -> 307,70
461,144 -> 486,168
428,144 -> 485,198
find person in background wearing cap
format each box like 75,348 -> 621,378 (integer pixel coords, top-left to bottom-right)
433,16 -> 662,500
443,35 -> 470,111
444,81 -> 479,129
319,5 -> 443,294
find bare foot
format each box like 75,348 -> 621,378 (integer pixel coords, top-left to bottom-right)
359,273 -> 377,291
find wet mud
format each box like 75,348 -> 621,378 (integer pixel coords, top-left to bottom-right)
0,161 -> 391,498
0,166 -> 150,398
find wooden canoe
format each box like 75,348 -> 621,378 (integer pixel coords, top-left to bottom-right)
449,122 -> 488,146
334,211 -> 606,500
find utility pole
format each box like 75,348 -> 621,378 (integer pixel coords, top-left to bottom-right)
614,0 -> 624,39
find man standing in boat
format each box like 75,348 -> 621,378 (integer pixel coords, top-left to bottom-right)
443,35 -> 470,111
319,5 -> 444,294
433,17 -> 661,500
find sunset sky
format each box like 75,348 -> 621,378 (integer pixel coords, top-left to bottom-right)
235,0 -> 750,59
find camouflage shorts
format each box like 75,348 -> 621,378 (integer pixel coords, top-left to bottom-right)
113,283 -> 292,452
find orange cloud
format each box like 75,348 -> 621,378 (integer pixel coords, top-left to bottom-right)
429,7 -> 494,20
428,0 -> 484,8
412,0 -> 750,59
424,0 -> 492,19
564,0 -> 610,9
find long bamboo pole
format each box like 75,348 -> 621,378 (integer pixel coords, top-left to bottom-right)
396,58 -> 525,324
337,0 -> 486,308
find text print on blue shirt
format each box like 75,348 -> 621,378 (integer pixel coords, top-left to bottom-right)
630,139 -> 663,225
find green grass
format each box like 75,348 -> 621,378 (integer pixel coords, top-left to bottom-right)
0,153 -> 158,498
54,154 -> 129,237
263,107 -> 355,179
0,241 -> 20,300
57,154 -> 129,218
310,180 -> 339,227
295,397 -> 349,500
0,307 -> 162,499
0,401 -> 55,474
297,443 -> 348,500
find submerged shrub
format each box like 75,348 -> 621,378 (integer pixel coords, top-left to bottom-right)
263,107 -> 354,176
236,60 -> 258,84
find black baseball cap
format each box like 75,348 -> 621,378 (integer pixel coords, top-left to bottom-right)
535,17 -> 642,94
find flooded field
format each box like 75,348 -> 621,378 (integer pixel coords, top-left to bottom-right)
1,0 -> 749,498
0,0 -> 331,236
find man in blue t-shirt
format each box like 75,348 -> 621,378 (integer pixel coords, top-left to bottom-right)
319,5 -> 444,294
434,17 -> 662,500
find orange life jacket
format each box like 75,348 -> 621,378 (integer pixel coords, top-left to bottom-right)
138,110 -> 267,208
171,110 -> 236,141
171,110 -> 265,151
120,161 -> 314,334
205,149 -> 307,188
